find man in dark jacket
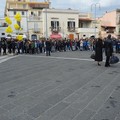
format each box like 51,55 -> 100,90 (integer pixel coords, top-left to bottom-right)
46,39 -> 51,56
104,34 -> 113,67
0,40 -> 2,55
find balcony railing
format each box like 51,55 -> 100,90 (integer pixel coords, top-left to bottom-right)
67,27 -> 75,32
106,29 -> 115,33
28,15 -> 41,21
77,28 -> 99,33
33,28 -> 40,33
50,27 -> 61,32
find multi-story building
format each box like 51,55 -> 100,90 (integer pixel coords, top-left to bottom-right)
42,8 -> 79,40
4,0 -> 99,40
77,12 -> 99,38
4,0 -> 50,40
99,9 -> 120,38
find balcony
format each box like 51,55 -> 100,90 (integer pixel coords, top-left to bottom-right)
50,27 -> 61,32
28,2 -> 49,9
68,27 -> 75,32
8,0 -> 27,3
77,28 -> 99,33
32,28 -> 40,33
28,15 -> 41,21
106,29 -> 115,33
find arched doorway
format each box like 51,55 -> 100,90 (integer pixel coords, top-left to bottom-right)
31,34 -> 37,40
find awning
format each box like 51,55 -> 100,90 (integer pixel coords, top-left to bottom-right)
101,25 -> 116,28
79,18 -> 92,21
50,34 -> 62,39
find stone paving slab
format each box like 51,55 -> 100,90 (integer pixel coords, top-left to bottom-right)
0,51 -> 120,120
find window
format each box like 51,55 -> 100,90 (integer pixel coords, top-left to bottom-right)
67,21 -> 75,29
22,11 -> 24,15
14,11 -> 16,15
51,21 -> 59,29
23,4 -> 26,9
31,12 -> 33,15
79,22 -> 84,28
38,11 -> 41,16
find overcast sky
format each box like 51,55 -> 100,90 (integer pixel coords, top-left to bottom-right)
0,0 -> 120,17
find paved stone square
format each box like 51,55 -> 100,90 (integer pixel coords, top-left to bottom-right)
0,51 -> 120,120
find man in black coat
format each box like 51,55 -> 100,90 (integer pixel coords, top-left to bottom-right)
104,34 -> 113,67
45,39 -> 51,56
0,40 -> 2,55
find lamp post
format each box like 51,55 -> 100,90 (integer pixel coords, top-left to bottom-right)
91,3 -> 100,38
26,11 -> 29,39
62,22 -> 65,39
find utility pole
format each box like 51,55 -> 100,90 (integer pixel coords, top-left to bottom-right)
91,3 -> 100,38
45,8 -> 48,40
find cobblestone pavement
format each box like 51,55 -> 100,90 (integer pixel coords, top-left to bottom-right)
0,51 -> 120,120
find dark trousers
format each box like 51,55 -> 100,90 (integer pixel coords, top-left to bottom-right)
105,56 -> 110,66
3,47 -> 6,55
46,50 -> 51,56
0,48 -> 1,54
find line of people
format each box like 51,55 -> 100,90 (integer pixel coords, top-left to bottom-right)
0,38 -> 95,56
0,36 -> 120,59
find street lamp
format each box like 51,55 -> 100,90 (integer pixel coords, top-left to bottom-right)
91,3 -> 100,38
62,22 -> 65,39
26,11 -> 29,39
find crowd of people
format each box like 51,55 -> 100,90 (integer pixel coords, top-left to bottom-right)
0,36 -> 120,65
0,37 -> 95,56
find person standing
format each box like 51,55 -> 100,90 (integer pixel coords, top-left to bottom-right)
104,34 -> 113,67
2,39 -> 7,55
46,39 -> 51,56
95,38 -> 103,66
0,40 -> 2,55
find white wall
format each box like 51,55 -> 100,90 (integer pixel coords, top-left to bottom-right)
42,9 -> 79,39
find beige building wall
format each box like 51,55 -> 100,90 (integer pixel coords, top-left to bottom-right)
100,11 -> 116,27
98,10 -> 120,38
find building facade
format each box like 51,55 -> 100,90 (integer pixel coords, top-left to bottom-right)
42,8 -> 79,40
78,12 -> 99,38
3,0 -> 100,40
99,9 -> 120,38
4,0 -> 50,40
